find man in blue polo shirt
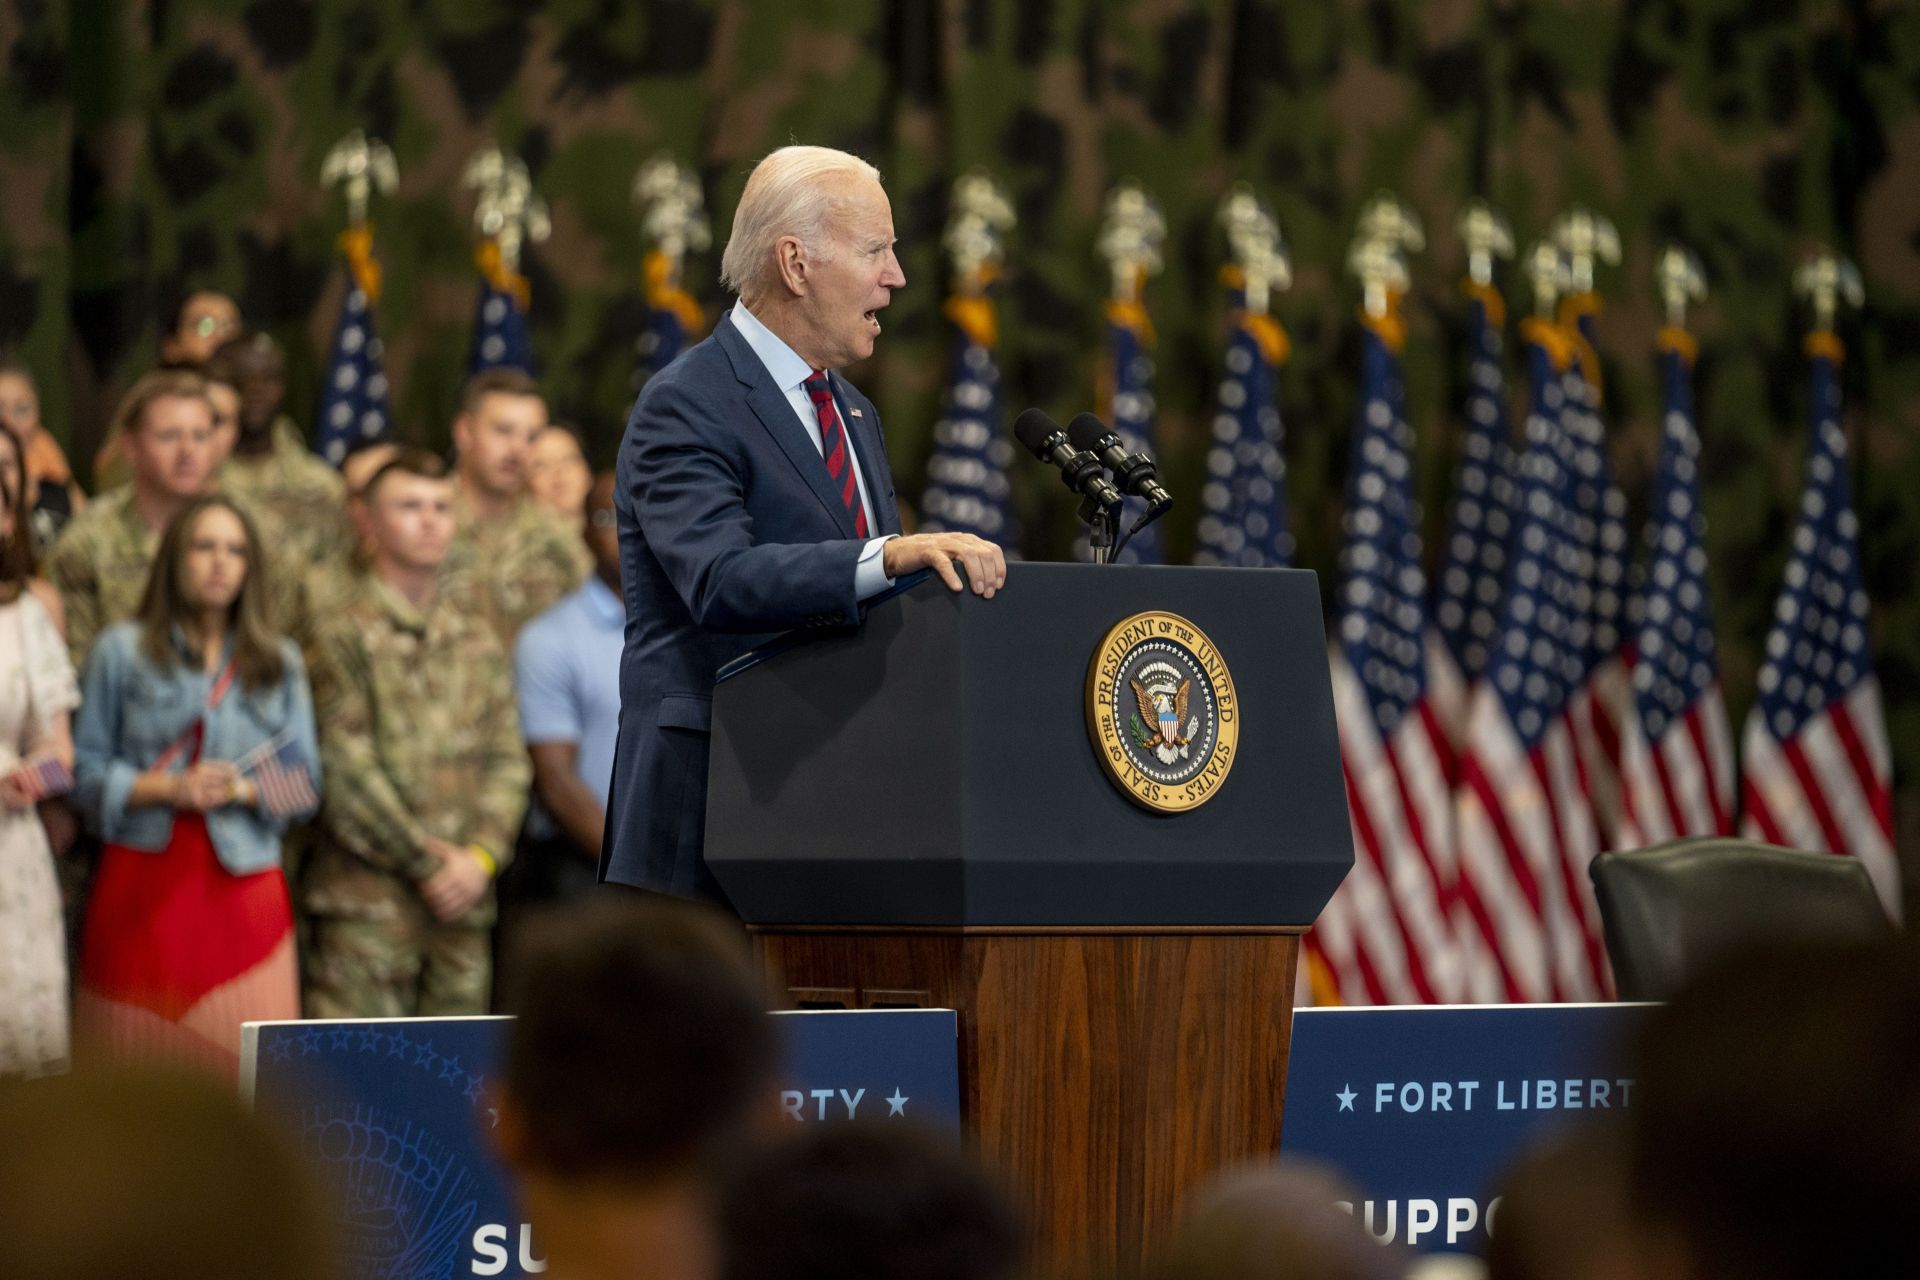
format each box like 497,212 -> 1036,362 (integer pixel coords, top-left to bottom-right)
507,472 -> 624,919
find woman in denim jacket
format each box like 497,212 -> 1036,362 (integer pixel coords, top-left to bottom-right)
72,493 -> 319,1073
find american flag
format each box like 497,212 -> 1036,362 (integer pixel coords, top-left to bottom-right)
918,293 -> 1016,546
1557,298 -> 1632,853
1451,322 -> 1610,1003
1311,307 -> 1460,1005
470,243 -> 535,375
314,227 -> 392,466
1427,281 -> 1519,744
240,733 -> 320,822
1193,296 -> 1293,568
1097,302 -> 1161,564
635,247 -> 702,383
1739,333 -> 1900,915
1615,328 -> 1735,846
12,755 -> 73,802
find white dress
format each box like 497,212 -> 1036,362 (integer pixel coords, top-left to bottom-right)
0,592 -> 80,1076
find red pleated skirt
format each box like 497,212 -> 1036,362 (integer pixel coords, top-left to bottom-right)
74,812 -> 298,1077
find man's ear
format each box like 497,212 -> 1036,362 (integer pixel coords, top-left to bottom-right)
347,497 -> 374,546
773,235 -> 810,297
451,411 -> 473,452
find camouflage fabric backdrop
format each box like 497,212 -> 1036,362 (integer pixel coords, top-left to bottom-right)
3,0 -> 1917,885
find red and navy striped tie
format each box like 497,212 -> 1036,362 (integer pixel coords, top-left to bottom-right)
803,370 -> 870,538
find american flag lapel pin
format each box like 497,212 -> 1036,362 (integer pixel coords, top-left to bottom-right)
848,406 -> 863,418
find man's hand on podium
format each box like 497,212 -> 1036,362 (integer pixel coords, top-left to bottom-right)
882,532 -> 1007,598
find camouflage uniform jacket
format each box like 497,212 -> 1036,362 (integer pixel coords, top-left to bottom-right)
441,482 -> 591,648
304,574 -> 530,926
45,482 -> 318,672
218,417 -> 351,570
43,486 -> 158,672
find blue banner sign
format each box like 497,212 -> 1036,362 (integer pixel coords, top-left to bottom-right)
777,1008 -> 962,1126
1280,1003 -> 1648,1254
243,1008 -> 958,1280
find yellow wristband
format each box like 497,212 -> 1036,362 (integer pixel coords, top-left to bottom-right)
470,845 -> 498,877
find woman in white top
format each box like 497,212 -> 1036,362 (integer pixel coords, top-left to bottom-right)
0,424 -> 80,1077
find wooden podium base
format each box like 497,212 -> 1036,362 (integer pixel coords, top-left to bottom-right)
752,927 -> 1301,1277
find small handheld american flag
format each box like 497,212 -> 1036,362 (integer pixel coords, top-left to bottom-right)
12,756 -> 73,802
238,733 -> 319,821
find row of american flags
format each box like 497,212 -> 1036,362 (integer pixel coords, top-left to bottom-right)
311,226 -> 695,466
916,258 -> 1895,1005
1329,283 -> 1896,1004
311,196 -> 1895,1006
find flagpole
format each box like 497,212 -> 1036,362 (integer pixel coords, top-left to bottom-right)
1429,200 -> 1516,746
1548,207 -> 1633,903
1616,244 -> 1736,848
1194,184 -> 1292,569
1314,192 -> 1464,1006
631,154 -> 711,383
464,145 -> 547,375
1740,250 -> 1898,915
1094,180 -> 1166,565
1451,237 -> 1609,1003
919,172 -> 1018,547
314,130 -> 396,465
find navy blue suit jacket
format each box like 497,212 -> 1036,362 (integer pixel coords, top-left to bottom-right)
601,315 -> 902,897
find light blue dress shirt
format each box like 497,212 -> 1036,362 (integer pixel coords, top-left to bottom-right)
514,575 -> 625,813
728,302 -> 895,600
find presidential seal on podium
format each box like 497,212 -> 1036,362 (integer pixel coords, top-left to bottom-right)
1086,610 -> 1240,812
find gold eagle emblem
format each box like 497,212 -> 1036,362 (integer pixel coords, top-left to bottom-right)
1131,677 -> 1192,747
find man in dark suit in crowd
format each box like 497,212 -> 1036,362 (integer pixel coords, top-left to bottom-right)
604,145 -> 1006,899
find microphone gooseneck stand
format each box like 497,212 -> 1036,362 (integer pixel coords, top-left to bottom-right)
1107,495 -> 1172,564
1080,494 -> 1120,564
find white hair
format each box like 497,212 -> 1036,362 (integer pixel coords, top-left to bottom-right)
719,146 -> 882,299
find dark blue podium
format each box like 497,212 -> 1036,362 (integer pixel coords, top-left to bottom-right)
705,563 -> 1351,1273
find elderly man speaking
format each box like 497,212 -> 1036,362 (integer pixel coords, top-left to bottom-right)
602,146 -> 1007,900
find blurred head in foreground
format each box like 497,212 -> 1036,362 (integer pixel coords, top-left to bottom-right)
0,1063 -> 336,1280
1487,1118 -> 1638,1280
1142,1160 -> 1406,1280
719,1120 -> 1022,1280
1626,938 -> 1920,1280
497,895 -> 780,1280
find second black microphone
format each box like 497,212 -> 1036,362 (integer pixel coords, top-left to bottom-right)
1012,409 -> 1123,508
1066,413 -> 1174,510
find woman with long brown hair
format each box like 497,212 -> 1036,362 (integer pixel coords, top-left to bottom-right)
0,425 -> 80,1076
71,493 -> 320,1074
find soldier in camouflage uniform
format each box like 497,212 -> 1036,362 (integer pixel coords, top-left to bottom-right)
440,370 -> 591,648
45,370 -> 218,671
297,437 -> 401,627
303,448 -> 529,1018
90,290 -> 244,492
207,333 -> 351,570
203,333 -> 349,659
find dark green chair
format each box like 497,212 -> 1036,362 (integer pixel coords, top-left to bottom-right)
1589,837 -> 1893,1001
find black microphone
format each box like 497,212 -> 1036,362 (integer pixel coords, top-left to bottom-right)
1066,413 -> 1174,511
1012,409 -> 1122,508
